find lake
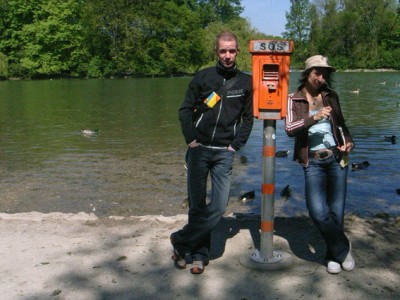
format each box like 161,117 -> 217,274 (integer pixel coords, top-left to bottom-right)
0,72 -> 399,218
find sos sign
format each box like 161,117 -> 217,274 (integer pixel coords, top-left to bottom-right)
251,40 -> 291,53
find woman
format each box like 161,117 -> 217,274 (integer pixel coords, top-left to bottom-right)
285,55 -> 355,274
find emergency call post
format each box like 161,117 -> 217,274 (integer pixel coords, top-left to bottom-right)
249,40 -> 294,120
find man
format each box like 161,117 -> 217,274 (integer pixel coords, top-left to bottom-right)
170,31 -> 253,274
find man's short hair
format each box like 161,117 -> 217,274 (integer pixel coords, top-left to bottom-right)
215,32 -> 239,50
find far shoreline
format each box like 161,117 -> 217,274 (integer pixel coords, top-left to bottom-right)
341,68 -> 399,72
1,69 -> 399,81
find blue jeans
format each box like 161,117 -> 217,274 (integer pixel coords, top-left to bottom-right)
171,145 -> 234,262
304,154 -> 350,263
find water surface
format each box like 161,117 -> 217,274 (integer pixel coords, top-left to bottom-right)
0,72 -> 399,217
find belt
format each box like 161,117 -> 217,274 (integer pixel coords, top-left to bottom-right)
309,148 -> 337,160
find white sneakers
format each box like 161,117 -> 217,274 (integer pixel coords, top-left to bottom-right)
327,261 -> 341,274
342,245 -> 355,271
327,243 -> 355,274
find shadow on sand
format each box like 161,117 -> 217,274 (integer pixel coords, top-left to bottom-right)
210,214 -> 326,265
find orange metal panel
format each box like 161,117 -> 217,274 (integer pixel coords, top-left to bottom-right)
249,40 -> 294,120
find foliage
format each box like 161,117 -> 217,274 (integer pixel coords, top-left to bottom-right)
0,0 -> 261,78
0,0 -> 398,78
283,0 -> 312,65
284,0 -> 400,70
0,0 -> 87,78
0,52 -> 8,78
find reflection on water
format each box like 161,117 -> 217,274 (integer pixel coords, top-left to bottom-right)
0,72 -> 399,217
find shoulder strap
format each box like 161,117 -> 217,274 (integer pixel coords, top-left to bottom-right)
192,74 -> 242,121
216,74 -> 241,97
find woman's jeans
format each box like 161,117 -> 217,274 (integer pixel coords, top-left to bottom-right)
171,145 -> 234,262
304,154 -> 350,263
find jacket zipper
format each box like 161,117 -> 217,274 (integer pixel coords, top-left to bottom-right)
210,78 -> 225,144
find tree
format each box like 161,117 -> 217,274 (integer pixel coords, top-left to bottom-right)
1,0 -> 397,78
314,0 -> 400,69
308,4 -> 321,56
81,0 -> 208,76
0,0 -> 88,78
133,0 -> 208,75
188,0 -> 244,27
18,0 -> 88,77
283,0 -> 312,66
0,0 -> 285,78
0,0 -> 41,76
316,0 -> 352,67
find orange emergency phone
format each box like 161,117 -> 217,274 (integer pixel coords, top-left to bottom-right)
249,40 -> 294,120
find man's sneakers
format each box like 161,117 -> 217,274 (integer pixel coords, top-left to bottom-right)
327,243 -> 355,274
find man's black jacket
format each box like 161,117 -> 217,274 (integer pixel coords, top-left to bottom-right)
179,62 -> 253,151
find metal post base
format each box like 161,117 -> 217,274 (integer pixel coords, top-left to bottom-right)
250,249 -> 282,263
240,249 -> 293,271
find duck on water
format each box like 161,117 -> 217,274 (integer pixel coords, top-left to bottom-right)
81,129 -> 99,136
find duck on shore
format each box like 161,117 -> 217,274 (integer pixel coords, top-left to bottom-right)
239,190 -> 255,203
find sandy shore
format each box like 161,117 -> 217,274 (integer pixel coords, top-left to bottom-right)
0,212 -> 399,300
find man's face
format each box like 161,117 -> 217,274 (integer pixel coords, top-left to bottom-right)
217,39 -> 239,68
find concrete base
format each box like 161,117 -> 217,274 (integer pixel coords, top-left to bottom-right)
240,250 -> 294,271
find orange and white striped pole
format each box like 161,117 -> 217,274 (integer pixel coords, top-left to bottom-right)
247,119 -> 283,264
241,119 -> 293,270
259,119 -> 276,259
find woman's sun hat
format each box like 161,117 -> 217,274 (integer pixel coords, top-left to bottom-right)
304,55 -> 336,72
